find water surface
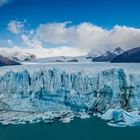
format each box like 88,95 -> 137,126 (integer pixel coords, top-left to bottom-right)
0,117 -> 139,140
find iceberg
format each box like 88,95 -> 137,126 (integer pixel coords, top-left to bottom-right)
0,64 -> 140,127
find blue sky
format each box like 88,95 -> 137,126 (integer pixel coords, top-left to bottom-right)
0,0 -> 140,57
0,0 -> 140,29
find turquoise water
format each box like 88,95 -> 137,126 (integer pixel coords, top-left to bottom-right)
0,117 -> 139,140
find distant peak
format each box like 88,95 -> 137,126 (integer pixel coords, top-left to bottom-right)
114,47 -> 124,55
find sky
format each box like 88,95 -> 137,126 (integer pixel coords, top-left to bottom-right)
0,0 -> 140,57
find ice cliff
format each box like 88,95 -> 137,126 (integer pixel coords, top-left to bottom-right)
0,65 -> 140,127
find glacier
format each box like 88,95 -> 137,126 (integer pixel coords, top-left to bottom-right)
0,63 -> 140,127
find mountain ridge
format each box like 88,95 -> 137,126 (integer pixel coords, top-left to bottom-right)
0,55 -> 21,67
111,47 -> 140,63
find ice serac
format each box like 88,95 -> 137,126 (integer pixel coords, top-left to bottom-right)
0,66 -> 140,127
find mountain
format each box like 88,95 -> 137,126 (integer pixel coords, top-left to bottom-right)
0,55 -> 21,67
31,47 -> 124,63
92,51 -> 117,62
92,47 -> 124,62
114,47 -> 124,55
0,50 -> 36,62
111,47 -> 140,63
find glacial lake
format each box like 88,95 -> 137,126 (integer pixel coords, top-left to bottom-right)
0,117 -> 140,140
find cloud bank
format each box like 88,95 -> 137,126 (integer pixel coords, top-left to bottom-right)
1,20 -> 140,58
35,22 -> 140,53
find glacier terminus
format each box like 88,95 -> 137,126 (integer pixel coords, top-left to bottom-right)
0,63 -> 140,127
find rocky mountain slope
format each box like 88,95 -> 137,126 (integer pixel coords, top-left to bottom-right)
0,55 -> 21,66
92,47 -> 124,62
112,47 -> 140,63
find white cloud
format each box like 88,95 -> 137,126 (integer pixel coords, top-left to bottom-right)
21,34 -> 42,49
7,20 -> 26,34
0,0 -> 8,7
35,21 -> 76,45
34,22 -> 140,54
5,20 -> 140,57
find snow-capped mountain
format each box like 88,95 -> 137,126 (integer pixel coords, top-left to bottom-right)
30,47 -> 124,63
10,52 -> 36,62
114,47 -> 124,55
0,49 -> 37,62
91,47 -> 124,62
0,47 -> 124,64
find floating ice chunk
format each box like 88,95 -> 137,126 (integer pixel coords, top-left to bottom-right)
79,112 -> 90,119
102,109 -> 124,122
102,109 -> 140,127
60,117 -> 72,123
